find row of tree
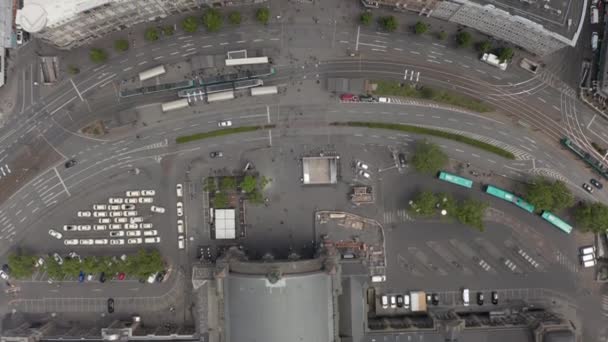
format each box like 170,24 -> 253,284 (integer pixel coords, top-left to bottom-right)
410,191 -> 487,231
359,13 -> 514,62
407,139 -> 608,234
83,7 -> 271,65
206,174 -> 271,208
7,249 -> 164,280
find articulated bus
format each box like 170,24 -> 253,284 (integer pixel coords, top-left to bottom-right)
540,211 -> 573,234
437,171 -> 473,189
485,185 -> 535,213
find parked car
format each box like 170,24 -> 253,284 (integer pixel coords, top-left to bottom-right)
125,190 -> 141,197
340,93 -> 357,101
431,293 -> 439,305
108,205 -> 121,211
127,238 -> 143,244
390,295 -> 397,308
124,223 -> 138,230
177,220 -> 184,234
477,292 -> 484,305
114,217 -> 128,224
590,178 -> 603,189
176,202 -> 184,217
68,252 -> 81,262
143,230 -> 158,236
77,211 -> 92,217
140,223 -> 153,229
125,198 -> 138,204
130,217 -> 143,223
580,245 -> 596,255
178,235 -> 185,249
99,272 -> 106,283
80,239 -> 94,245
0,270 -> 9,280
109,224 -> 122,230
176,183 -> 183,197
358,169 -> 371,179
210,151 -> 223,158
121,204 -> 136,210
48,229 -> 63,239
117,272 -> 126,280
99,218 -> 111,224
53,253 -> 63,265
110,239 -> 125,245
93,211 -> 108,217
355,161 -> 369,170
123,211 -> 137,217
77,225 -> 91,231
462,288 -> 470,306
94,225 -> 107,231
141,190 -> 155,196
138,197 -> 153,203
155,271 -> 167,283
64,239 -> 79,246
93,204 -> 107,211
108,197 -> 124,204
78,271 -> 85,283
381,295 -> 389,309
94,239 -> 108,245
151,206 -> 166,213
218,120 -> 232,127
126,231 -> 141,237
403,294 -> 410,309
491,291 -> 498,305
63,225 -> 77,231
147,272 -> 158,283
582,183 -> 594,193
144,237 -> 161,244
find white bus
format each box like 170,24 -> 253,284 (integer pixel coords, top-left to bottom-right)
225,57 -> 269,67
251,86 -> 278,96
207,91 -> 234,103
139,65 -> 166,82
161,98 -> 190,113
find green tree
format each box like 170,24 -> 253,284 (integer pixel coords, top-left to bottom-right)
360,12 -> 373,26
454,198 -> 487,231
45,258 -> 65,280
411,140 -> 448,174
414,21 -> 428,35
409,191 -> 437,216
420,86 -> 437,99
574,202 -> 608,233
62,258 -> 82,277
82,256 -> 103,274
437,192 -> 457,215
476,41 -> 492,53
114,39 -> 129,52
456,31 -> 472,48
67,65 -> 80,75
145,27 -> 160,41
204,177 -> 217,192
162,25 -> 175,36
259,176 -> 271,189
220,176 -> 237,191
380,16 -> 398,32
248,189 -> 265,204
526,178 -> 573,212
213,192 -> 229,208
7,254 -> 36,279
256,8 -> 270,25
89,48 -> 107,63
228,11 -> 242,25
181,16 -> 199,33
203,9 -> 223,32
497,47 -> 514,62
240,175 -> 257,193
436,31 -> 447,40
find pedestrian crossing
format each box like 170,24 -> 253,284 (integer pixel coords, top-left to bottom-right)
0,164 -> 12,180
555,250 -> 579,273
528,168 -> 568,183
602,295 -> 608,318
383,209 -> 413,224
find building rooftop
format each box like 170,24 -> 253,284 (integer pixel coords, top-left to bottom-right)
463,0 -> 585,40
16,0 -> 112,32
223,272 -> 335,342
302,156 -> 338,185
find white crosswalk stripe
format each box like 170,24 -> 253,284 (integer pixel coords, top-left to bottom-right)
602,295 -> 608,317
554,251 -> 579,273
528,168 -> 568,183
383,209 -> 413,224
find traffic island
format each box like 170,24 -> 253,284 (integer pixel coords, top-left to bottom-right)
176,125 -> 275,144
330,121 -> 515,160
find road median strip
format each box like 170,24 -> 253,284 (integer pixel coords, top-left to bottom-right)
175,125 -> 276,144
373,80 -> 494,113
331,121 -> 515,160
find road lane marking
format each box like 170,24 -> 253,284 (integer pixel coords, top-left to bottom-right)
154,56 -> 164,60
410,51 -> 420,55
219,42 -> 228,46
537,97 -> 546,103
359,42 -> 386,49
123,67 -> 132,72
202,45 -> 212,48
54,168 -> 71,197
70,79 -> 84,102
137,61 -> 148,66
253,39 -> 263,42
552,105 -> 560,111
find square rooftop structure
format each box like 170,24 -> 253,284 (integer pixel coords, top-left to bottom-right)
215,209 -> 236,240
302,156 -> 339,185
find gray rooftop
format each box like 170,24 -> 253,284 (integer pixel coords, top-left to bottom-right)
0,0 -> 13,49
466,0 -> 585,39
362,327 -> 534,342
224,272 -> 335,342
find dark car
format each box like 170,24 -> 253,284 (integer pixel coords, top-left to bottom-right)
359,95 -> 376,102
477,292 -> 484,305
431,293 -> 440,305
396,294 -> 404,308
64,159 -> 77,168
107,298 -> 114,313
491,291 -> 498,305
2,264 -> 10,274
590,179 -> 603,189
398,153 -> 407,168
155,271 -> 167,283
209,151 -> 223,158
78,271 -> 85,283
582,183 -> 594,194
99,272 -> 106,283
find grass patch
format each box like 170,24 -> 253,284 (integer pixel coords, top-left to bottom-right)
332,121 -> 515,160
374,80 -> 494,113
176,125 -> 275,144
